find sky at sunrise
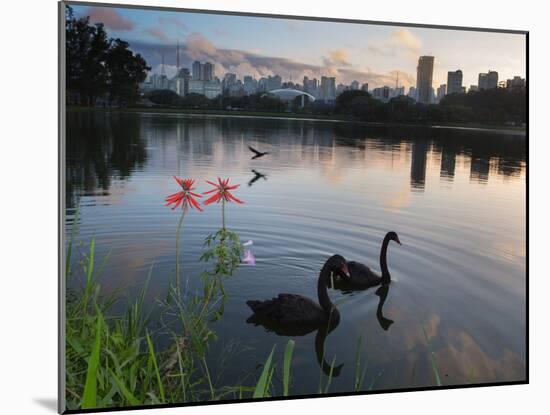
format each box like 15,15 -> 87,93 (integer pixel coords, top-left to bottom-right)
70,4 -> 526,89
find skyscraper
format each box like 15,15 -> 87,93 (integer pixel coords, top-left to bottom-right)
203,62 -> 214,81
266,75 -> 282,91
447,70 -> 463,95
478,70 -> 498,90
243,76 -> 258,95
416,56 -> 434,104
192,61 -> 202,80
320,76 -> 336,102
303,76 -> 319,97
175,68 -> 191,96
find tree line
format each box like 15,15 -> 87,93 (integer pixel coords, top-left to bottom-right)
333,88 -> 526,125
65,6 -> 150,107
145,87 -> 525,125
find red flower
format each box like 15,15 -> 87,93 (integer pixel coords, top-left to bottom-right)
203,177 -> 244,205
165,176 -> 203,211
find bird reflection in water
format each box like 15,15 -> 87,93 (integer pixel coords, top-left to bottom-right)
248,169 -> 267,187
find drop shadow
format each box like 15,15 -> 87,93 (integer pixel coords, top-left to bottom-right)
34,397 -> 57,413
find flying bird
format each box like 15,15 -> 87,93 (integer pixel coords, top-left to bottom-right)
248,145 -> 269,159
248,169 -> 267,186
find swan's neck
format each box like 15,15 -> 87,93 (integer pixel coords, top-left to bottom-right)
318,266 -> 336,313
379,234 -> 391,283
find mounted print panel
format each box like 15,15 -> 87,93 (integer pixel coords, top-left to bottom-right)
59,1 -> 527,413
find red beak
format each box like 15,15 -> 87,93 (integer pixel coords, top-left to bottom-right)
396,237 -> 402,245
341,263 -> 350,279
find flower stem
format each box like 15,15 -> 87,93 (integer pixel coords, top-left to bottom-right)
222,199 -> 226,230
175,210 -> 186,296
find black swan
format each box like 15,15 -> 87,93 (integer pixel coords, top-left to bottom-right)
337,231 -> 401,288
248,145 -> 269,159
246,255 -> 349,329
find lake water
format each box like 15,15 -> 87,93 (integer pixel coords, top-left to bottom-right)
65,110 -> 526,395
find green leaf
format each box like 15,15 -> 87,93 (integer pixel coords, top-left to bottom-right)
253,346 -> 275,398
146,331 -> 165,403
283,340 -> 295,396
109,369 -> 140,406
81,311 -> 102,409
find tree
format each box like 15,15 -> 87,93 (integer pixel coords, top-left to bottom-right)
147,89 -> 181,106
65,5 -> 150,107
105,39 -> 150,106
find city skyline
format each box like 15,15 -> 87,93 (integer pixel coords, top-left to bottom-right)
72,5 -> 526,90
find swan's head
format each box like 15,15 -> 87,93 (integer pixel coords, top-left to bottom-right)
327,254 -> 350,279
388,231 -> 402,246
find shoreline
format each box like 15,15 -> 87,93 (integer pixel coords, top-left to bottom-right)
68,106 -> 527,136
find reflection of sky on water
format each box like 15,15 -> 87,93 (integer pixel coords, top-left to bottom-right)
66,111 -> 526,393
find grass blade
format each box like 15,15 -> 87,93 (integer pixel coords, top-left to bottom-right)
65,209 -> 79,278
109,370 -> 140,406
85,237 -> 95,287
146,331 -> 166,403
253,346 -> 275,398
81,310 -> 102,409
283,340 -> 295,396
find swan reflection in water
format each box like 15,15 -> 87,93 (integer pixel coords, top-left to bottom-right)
246,255 -> 396,376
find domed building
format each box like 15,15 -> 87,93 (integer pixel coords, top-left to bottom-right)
266,89 -> 316,107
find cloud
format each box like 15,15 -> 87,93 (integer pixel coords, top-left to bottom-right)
86,7 -> 134,31
368,29 -> 421,59
145,27 -> 170,42
390,29 -> 421,51
322,49 -> 352,67
159,16 -> 187,30
133,32 -> 414,88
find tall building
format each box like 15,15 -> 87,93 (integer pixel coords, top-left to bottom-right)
243,76 -> 258,95
416,56 -> 434,104
203,62 -> 214,81
320,76 -> 336,102
361,82 -> 369,92
478,70 -> 498,90
436,84 -> 447,103
372,86 -> 392,102
192,61 -> 202,80
222,73 -> 237,93
258,77 -> 268,92
188,79 -> 222,98
447,70 -> 463,95
350,80 -> 360,90
266,75 -> 282,91
506,76 -> 526,91
175,68 -> 191,96
303,76 -> 319,97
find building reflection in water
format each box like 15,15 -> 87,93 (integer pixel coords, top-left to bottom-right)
66,112 -> 526,213
439,144 -> 457,182
470,152 -> 491,184
410,139 -> 428,191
